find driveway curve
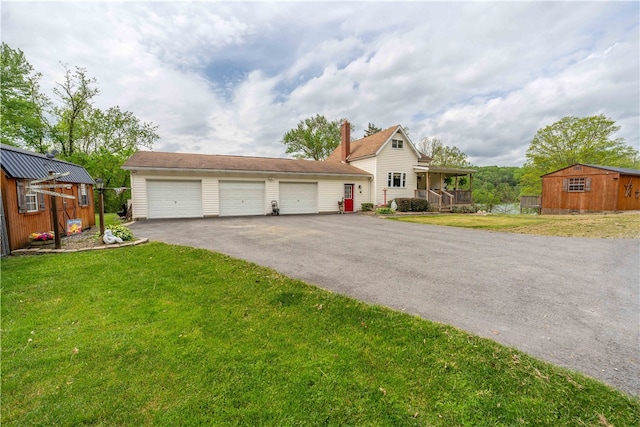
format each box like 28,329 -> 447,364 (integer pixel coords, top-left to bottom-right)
129,215 -> 639,395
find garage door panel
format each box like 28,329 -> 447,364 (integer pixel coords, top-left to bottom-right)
219,181 -> 265,216
280,182 -> 317,214
147,180 -> 202,219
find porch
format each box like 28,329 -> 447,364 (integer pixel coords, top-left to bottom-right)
413,166 -> 476,211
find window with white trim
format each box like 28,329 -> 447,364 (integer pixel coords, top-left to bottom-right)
391,139 -> 403,149
387,172 -> 406,188
79,184 -> 89,206
25,192 -> 38,212
17,180 -> 43,213
563,177 -> 591,192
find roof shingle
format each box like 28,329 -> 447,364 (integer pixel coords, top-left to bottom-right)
123,151 -> 371,176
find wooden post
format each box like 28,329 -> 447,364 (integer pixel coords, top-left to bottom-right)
50,176 -> 62,250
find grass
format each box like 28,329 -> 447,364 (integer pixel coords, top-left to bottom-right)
2,243 -> 639,425
390,213 -> 640,238
95,212 -> 124,228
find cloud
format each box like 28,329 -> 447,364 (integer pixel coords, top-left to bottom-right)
1,1 -> 638,166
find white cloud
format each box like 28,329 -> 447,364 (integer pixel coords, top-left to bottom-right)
1,1 -> 638,166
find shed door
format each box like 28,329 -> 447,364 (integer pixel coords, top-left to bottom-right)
219,181 -> 265,217
279,182 -> 318,214
147,180 -> 202,219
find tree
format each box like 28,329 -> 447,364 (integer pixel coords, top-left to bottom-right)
520,115 -> 638,194
417,136 -> 471,168
363,123 -> 382,137
50,64 -> 100,156
282,114 -> 349,160
0,43 -> 50,151
472,166 -> 521,212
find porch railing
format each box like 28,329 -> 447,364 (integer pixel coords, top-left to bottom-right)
415,189 -> 472,208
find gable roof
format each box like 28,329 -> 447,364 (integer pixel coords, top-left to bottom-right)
542,163 -> 640,177
326,125 -> 422,162
123,150 -> 372,177
1,144 -> 94,184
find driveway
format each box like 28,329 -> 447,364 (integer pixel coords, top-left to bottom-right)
129,215 -> 640,395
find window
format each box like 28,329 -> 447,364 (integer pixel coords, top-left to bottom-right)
17,180 -> 43,213
79,184 -> 89,206
387,172 -> 406,188
568,178 -> 585,192
563,177 -> 591,192
391,139 -> 403,149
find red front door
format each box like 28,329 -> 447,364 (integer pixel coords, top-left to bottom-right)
344,184 -> 354,212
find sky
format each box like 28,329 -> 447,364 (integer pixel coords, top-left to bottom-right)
2,0 -> 639,166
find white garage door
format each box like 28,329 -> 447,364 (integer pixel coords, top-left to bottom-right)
219,181 -> 265,216
147,180 -> 202,219
279,182 -> 318,214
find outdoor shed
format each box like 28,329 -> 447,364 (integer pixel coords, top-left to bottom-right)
1,144 -> 96,253
540,163 -> 640,214
122,151 -> 373,219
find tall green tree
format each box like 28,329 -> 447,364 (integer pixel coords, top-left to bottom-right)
0,43 -> 50,151
363,123 -> 382,137
520,115 -> 638,194
50,64 -> 100,156
282,114 -> 349,160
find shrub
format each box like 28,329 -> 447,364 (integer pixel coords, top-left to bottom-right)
376,207 -> 394,215
411,198 -> 429,212
106,224 -> 135,241
361,203 -> 374,212
395,198 -> 412,212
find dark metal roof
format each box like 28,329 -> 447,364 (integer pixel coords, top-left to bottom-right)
1,144 -> 95,184
582,164 -> 640,176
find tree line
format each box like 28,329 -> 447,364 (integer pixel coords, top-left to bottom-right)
1,43 -> 159,212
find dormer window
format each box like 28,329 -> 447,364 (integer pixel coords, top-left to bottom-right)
392,139 -> 403,149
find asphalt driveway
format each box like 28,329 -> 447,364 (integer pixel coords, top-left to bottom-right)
129,214 -> 640,395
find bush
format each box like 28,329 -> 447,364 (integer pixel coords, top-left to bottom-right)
106,224 -> 135,241
395,198 -> 412,212
376,207 -> 394,215
411,198 -> 429,212
361,203 -> 374,212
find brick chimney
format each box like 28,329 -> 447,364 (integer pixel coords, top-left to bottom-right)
341,120 -> 351,163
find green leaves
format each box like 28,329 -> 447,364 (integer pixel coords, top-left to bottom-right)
523,115 -> 639,194
282,114 -> 346,160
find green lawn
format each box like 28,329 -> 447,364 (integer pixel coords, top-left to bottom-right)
2,243 -> 639,425
390,213 -> 640,239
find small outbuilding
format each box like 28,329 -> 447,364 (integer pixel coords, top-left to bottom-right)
540,163 -> 640,214
1,144 -> 96,253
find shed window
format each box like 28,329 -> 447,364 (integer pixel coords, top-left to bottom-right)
79,184 -> 89,206
387,172 -> 406,188
17,180 -> 44,213
563,177 -> 591,192
391,139 -> 403,149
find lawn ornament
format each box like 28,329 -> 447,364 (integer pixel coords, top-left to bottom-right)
103,229 -> 123,245
338,198 -> 344,214
271,200 -> 280,215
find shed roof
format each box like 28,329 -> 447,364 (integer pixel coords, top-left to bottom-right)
542,163 -> 640,177
1,144 -> 95,184
123,150 -> 372,177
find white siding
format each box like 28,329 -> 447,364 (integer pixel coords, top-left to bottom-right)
130,173 -> 147,219
317,178 -> 371,212
352,130 -> 418,205
265,180 -> 279,214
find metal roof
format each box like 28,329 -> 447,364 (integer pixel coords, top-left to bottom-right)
1,144 -> 95,184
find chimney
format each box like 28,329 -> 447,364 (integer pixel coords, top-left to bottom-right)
341,120 -> 351,163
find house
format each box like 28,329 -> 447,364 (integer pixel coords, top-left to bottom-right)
121,151 -> 372,219
327,122 -> 476,211
121,121 -> 476,219
1,144 -> 96,253
540,163 -> 640,214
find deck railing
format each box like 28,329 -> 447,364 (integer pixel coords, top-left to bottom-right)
415,189 -> 472,209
